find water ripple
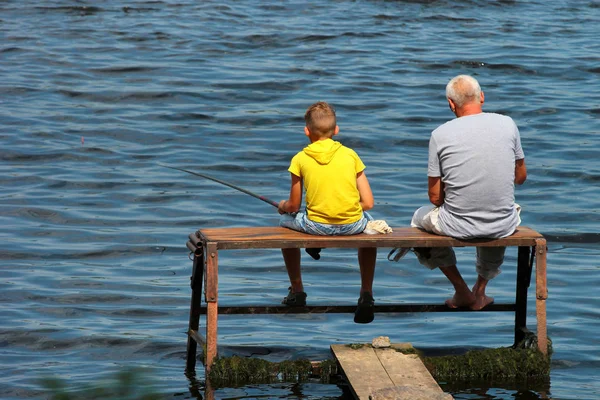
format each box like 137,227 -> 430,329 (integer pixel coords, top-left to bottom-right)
1,0 -> 599,399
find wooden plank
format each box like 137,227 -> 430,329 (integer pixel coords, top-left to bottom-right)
205,243 -> 218,302
205,243 -> 219,372
535,238 -> 548,355
186,253 -> 204,372
199,303 -> 516,315
196,226 -> 543,250
332,344 -> 453,400
206,302 -> 218,372
331,344 -> 394,400
375,347 -> 442,393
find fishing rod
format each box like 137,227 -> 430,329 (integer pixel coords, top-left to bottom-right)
161,164 -> 323,260
159,164 -> 280,208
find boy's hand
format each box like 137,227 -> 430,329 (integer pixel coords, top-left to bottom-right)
278,200 -> 287,215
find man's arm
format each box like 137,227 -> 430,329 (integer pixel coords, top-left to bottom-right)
515,158 -> 527,185
357,171 -> 374,211
428,176 -> 445,207
278,173 -> 302,214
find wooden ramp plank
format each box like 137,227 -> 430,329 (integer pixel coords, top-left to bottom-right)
331,344 -> 394,400
375,347 -> 443,393
332,344 -> 453,400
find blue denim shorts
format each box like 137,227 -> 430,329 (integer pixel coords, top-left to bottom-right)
279,211 -> 373,236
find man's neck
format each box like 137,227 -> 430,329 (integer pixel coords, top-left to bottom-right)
455,103 -> 483,118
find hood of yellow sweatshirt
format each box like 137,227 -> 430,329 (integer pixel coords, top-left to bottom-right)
302,139 -> 342,165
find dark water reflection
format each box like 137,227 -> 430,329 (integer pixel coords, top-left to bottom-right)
1,0 -> 599,399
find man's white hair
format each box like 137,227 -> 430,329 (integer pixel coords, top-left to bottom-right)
446,75 -> 481,107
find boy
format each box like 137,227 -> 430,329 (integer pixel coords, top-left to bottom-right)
278,101 -> 377,324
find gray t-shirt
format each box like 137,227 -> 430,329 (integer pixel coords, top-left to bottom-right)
428,112 -> 525,239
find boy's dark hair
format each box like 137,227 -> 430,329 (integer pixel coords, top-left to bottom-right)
305,101 -> 337,137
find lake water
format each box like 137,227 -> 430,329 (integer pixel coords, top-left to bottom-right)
1,1 -> 599,399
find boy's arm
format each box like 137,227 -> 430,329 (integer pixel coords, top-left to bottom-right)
278,173 -> 302,214
357,171 -> 374,211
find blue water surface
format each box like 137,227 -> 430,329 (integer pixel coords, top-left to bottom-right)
1,1 -> 599,399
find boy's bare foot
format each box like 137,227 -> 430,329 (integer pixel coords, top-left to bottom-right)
470,295 -> 494,310
445,292 -> 476,308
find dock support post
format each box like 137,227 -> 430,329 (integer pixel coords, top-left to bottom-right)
205,243 -> 219,372
186,246 -> 205,372
535,239 -> 548,355
514,245 -> 532,346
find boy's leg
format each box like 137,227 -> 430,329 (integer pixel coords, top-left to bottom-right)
358,247 -> 377,295
279,212 -> 307,298
281,212 -> 322,260
282,248 -> 303,293
354,247 -> 377,324
281,248 -> 307,306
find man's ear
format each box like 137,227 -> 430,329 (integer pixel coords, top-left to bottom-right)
480,91 -> 485,105
333,125 -> 339,136
304,126 -> 311,137
447,98 -> 457,113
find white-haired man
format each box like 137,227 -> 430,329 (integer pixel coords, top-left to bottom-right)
391,75 -> 527,310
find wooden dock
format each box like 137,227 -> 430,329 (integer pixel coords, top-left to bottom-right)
331,343 -> 453,400
185,226 -> 547,374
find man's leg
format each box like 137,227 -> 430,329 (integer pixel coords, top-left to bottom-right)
439,264 -> 476,308
471,246 -> 506,310
411,206 -> 478,307
412,245 -> 476,308
388,205 -> 438,262
471,275 -> 493,310
354,247 -> 377,323
411,205 -> 441,233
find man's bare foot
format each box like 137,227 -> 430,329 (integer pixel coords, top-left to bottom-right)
470,295 -> 494,310
445,292 -> 476,308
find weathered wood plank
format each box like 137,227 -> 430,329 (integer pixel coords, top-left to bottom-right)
205,242 -> 219,372
369,386 -> 453,400
332,344 -> 453,400
375,347 -> 442,392
199,303 -> 516,315
535,238 -> 548,355
331,344 -> 394,400
194,226 -> 542,250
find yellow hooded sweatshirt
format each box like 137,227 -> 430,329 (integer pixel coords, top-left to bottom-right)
288,138 -> 365,224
